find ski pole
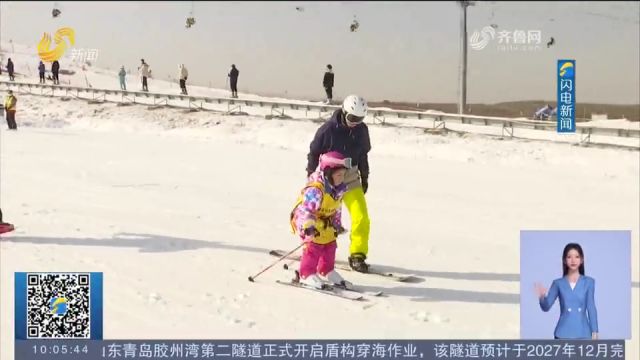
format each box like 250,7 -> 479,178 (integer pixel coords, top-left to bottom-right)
248,243 -> 304,282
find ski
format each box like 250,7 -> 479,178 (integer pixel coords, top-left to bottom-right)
269,249 -> 419,283
285,268 -> 384,297
275,280 -> 364,301
332,282 -> 384,297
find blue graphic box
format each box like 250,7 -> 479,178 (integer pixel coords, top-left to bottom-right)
15,272 -> 103,340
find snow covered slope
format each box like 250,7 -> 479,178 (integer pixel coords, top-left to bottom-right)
0,91 -> 637,359
0,41 -> 638,359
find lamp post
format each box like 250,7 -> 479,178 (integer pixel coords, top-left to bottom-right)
458,1 -> 474,114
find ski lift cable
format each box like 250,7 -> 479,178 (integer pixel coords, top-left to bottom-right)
579,9 -> 639,24
482,2 -> 637,25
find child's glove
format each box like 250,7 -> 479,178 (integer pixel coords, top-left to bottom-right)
302,226 -> 320,242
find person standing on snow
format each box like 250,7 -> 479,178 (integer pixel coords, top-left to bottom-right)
178,64 -> 189,95
322,64 -> 334,104
306,95 -> 372,273
228,64 -> 239,98
118,66 -> 127,91
138,59 -> 150,92
7,58 -> 15,81
4,90 -> 18,130
38,61 -> 46,84
291,151 -> 352,289
51,60 -> 60,85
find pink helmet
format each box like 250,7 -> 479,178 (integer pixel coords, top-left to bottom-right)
319,151 -> 352,171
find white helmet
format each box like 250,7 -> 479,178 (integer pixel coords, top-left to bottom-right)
342,94 -> 368,118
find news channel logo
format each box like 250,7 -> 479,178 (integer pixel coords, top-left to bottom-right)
37,27 -> 75,62
557,59 -> 576,133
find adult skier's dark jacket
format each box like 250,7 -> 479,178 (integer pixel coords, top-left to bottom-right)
306,109 -> 371,183
229,67 -> 239,81
323,71 -> 334,88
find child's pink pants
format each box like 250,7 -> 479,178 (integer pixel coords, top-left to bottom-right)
299,241 -> 337,278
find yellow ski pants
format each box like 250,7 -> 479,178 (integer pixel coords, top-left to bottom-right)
343,187 -> 370,257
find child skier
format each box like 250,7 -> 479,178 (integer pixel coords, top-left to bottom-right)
290,151 -> 352,289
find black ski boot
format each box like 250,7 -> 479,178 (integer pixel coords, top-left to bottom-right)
348,253 -> 369,273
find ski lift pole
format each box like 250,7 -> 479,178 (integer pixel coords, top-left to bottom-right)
458,1 -> 474,114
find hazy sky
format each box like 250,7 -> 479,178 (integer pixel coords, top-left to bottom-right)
1,1 -> 638,104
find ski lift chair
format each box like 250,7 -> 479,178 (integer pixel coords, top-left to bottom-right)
350,20 -> 359,32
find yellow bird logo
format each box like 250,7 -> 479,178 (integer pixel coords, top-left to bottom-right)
559,62 -> 574,77
38,27 -> 75,62
50,297 -> 68,314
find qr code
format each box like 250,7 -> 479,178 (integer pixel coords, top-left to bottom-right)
26,273 -> 91,339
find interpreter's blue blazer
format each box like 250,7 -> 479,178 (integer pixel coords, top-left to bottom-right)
539,275 -> 598,339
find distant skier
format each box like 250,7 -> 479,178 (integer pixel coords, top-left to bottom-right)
323,64 -> 334,104
4,90 -> 18,130
178,64 -> 189,95
534,104 -> 554,120
138,59 -> 150,92
118,66 -> 127,91
306,95 -> 371,273
51,60 -> 60,85
290,151 -> 351,289
38,61 -> 46,84
228,64 -> 239,98
7,58 -> 15,81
